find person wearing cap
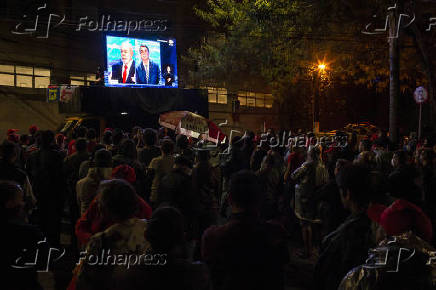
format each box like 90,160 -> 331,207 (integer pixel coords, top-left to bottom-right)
76,149 -> 113,215
339,199 -> 435,290
7,128 -> 19,143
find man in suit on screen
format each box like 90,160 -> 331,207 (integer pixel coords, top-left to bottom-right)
110,41 -> 136,84
135,44 -> 160,85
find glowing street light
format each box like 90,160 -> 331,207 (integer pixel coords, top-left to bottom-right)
318,63 -> 326,70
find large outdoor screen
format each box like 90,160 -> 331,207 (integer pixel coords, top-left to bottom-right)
105,35 -> 178,88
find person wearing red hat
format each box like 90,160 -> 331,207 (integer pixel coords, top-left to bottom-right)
112,164 -> 136,185
340,200 -> 436,290
7,129 -> 19,143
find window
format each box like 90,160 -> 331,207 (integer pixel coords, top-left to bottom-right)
70,74 -> 97,86
237,91 -> 274,109
0,64 -> 51,88
206,87 -> 228,104
0,73 -> 14,86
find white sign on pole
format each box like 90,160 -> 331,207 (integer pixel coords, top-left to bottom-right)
414,86 -> 428,104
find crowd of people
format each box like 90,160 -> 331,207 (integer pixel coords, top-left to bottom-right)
2,124 -> 436,290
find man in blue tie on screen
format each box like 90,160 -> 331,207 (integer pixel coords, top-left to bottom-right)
136,44 -> 160,85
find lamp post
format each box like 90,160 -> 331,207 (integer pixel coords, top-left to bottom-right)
313,63 -> 326,134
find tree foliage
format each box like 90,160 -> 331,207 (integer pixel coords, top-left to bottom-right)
184,0 -> 436,97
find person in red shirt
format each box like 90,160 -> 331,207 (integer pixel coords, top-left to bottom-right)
75,166 -> 152,246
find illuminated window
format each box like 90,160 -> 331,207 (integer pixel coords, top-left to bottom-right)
17,75 -> 32,88
238,96 -> 247,106
0,73 -> 14,86
247,97 -> 255,107
265,96 -> 273,108
34,67 -> 50,77
238,91 -> 273,108
0,65 -> 14,73
70,73 -> 99,86
207,87 -> 227,104
256,96 -> 265,107
0,64 -> 51,88
16,66 -> 33,75
35,76 -> 50,88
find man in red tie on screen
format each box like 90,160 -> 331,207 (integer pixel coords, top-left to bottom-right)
110,41 -> 136,84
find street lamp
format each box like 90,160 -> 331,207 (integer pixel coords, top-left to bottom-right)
313,62 -> 327,133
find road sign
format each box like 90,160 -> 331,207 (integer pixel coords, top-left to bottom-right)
414,86 -> 428,104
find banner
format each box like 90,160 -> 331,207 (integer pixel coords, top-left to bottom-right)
47,85 -> 59,102
60,85 -> 76,103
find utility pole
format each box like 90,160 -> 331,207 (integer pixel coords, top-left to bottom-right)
388,3 -> 400,144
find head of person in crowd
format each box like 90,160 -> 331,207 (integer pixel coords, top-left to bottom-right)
86,128 -> 97,142
260,153 -> 275,171
98,179 -> 138,222
74,126 -> 88,139
196,148 -> 210,164
355,151 -> 376,170
119,139 -> 137,159
377,129 -> 387,139
90,149 -> 113,179
0,140 -> 18,165
112,164 -> 136,185
143,128 -> 157,147
334,159 -> 351,176
40,130 -> 55,150
391,150 -> 409,169
132,126 -> 142,137
102,129 -> 113,146
307,145 -> 321,162
75,138 -> 88,153
359,138 -> 372,153
19,134 -> 29,147
231,135 -> 243,150
173,155 -> 192,175
336,164 -> 371,214
419,149 -> 434,168
161,138 -> 174,156
229,170 -> 262,213
28,125 -> 38,136
55,133 -> 66,148
368,199 -> 432,243
145,206 -> 185,254
112,128 -> 124,146
0,180 -> 25,221
176,134 -> 189,150
7,129 -> 19,143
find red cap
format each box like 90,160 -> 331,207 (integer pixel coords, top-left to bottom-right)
112,165 -> 136,184
29,125 -> 38,134
369,200 -> 433,242
7,129 -> 19,136
104,128 -> 113,133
